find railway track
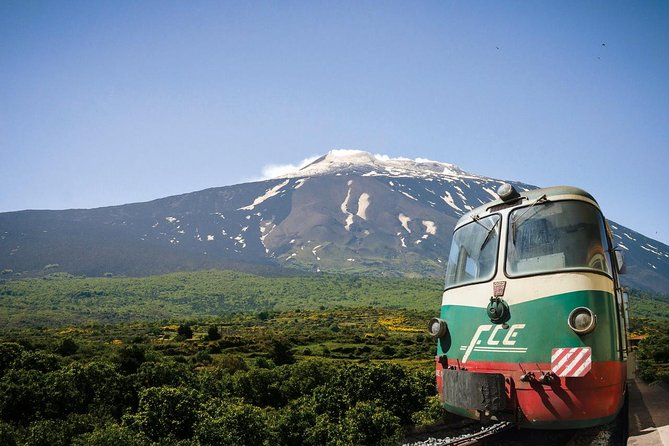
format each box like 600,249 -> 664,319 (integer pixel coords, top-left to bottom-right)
403,416 -> 626,446
403,420 -> 514,446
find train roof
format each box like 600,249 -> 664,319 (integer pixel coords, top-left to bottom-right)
456,185 -> 599,227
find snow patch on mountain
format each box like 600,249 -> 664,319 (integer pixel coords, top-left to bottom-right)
399,214 -> 411,233
441,191 -> 462,213
341,187 -> 354,231
239,179 -> 290,211
482,187 -> 498,199
357,193 -> 370,220
423,220 -> 437,235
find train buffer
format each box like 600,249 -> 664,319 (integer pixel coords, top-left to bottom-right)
628,377 -> 669,446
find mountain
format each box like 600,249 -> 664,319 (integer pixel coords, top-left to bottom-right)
1,150 -> 668,294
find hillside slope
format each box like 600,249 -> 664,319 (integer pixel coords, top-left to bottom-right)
1,150 -> 668,293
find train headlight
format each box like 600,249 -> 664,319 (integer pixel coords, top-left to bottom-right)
496,183 -> 519,201
427,317 -> 448,338
568,307 -> 597,335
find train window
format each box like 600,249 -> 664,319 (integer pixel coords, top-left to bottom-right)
445,214 -> 500,289
506,201 -> 612,277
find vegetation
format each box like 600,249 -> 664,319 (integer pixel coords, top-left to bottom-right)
0,270 -> 443,328
626,288 -> 669,321
636,328 -> 669,383
0,271 -> 667,444
625,289 -> 669,382
0,307 -> 448,445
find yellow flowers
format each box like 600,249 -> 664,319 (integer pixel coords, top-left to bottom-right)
378,315 -> 422,333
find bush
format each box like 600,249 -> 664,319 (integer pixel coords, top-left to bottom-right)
218,355 -> 248,373
72,424 -> 149,446
25,419 -> 69,446
194,367 -> 233,399
272,397 -> 317,446
268,338 -> 295,365
0,421 -> 17,446
637,330 -> 669,383
55,338 -> 79,356
0,369 -> 45,424
127,386 -> 201,441
12,351 -> 60,373
134,361 -> 194,390
205,325 -> 221,341
0,343 -> 25,375
339,401 -> 402,446
233,368 -> 286,407
116,345 -> 146,375
23,415 -> 98,446
313,363 -> 430,425
177,325 -> 193,340
194,399 -> 268,446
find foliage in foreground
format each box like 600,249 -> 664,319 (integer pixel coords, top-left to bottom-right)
634,319 -> 669,383
0,307 -> 446,445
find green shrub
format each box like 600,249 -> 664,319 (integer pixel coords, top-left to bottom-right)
0,420 -> 17,446
194,399 -> 268,446
339,401 -> 402,446
24,419 -> 69,446
127,386 -> 201,441
0,343 -> 25,375
72,423 -> 149,446
637,330 -> 669,383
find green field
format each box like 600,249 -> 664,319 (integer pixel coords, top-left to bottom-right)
0,270 -> 444,329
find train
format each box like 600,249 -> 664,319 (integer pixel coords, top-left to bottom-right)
428,184 -> 629,429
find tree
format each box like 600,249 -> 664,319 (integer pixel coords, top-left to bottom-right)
177,324 -> 193,341
24,419 -> 69,446
206,325 -> 221,341
0,342 -> 25,375
72,424 -> 149,446
268,338 -> 295,366
637,330 -> 669,382
0,369 -> 45,424
232,368 -> 285,407
134,361 -> 193,390
0,420 -> 17,446
116,345 -> 146,375
194,399 -> 269,446
12,350 -> 60,373
339,401 -> 401,446
127,386 -> 201,441
55,338 -> 79,356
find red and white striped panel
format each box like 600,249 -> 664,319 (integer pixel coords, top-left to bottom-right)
551,347 -> 592,377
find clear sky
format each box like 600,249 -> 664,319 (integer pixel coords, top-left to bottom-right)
2,1 -> 668,245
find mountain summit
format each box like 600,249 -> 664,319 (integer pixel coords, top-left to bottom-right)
279,149 -> 473,179
1,150 -> 668,293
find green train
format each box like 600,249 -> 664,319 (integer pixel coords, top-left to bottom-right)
428,184 -> 629,429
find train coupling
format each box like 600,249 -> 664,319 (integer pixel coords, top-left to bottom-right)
538,372 -> 558,384
519,370 -> 558,385
520,371 -> 535,382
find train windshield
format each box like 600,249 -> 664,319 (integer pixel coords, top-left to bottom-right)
506,200 -> 612,277
445,214 -> 500,288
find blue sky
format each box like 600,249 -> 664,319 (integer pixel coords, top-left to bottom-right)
2,1 -> 668,245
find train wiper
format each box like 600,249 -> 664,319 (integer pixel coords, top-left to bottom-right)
480,218 -> 499,251
512,194 -> 548,244
471,215 -> 498,251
